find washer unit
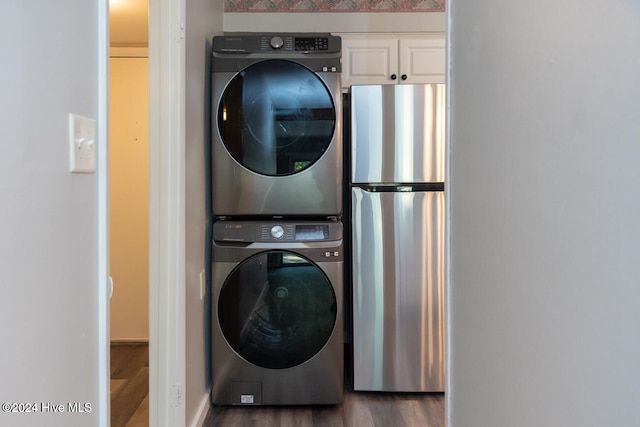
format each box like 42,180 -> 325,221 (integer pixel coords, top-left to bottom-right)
211,221 -> 344,405
211,33 -> 342,218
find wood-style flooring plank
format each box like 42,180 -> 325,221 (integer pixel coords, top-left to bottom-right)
124,394 -> 149,427
111,343 -> 149,427
365,393 -> 407,427
111,343 -> 149,380
278,407 -> 313,427
343,391 -> 377,427
111,366 -> 149,427
203,391 -> 444,426
111,379 -> 128,400
311,405 -> 345,427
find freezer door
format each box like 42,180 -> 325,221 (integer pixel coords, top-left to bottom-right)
350,84 -> 445,184
351,187 -> 445,391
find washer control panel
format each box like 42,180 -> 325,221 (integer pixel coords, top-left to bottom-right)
261,224 -> 330,241
214,221 -> 340,243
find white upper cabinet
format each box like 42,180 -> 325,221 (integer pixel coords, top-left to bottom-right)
340,35 -> 399,88
339,33 -> 446,90
398,37 -> 446,84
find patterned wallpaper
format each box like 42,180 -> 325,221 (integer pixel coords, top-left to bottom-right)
225,0 -> 444,13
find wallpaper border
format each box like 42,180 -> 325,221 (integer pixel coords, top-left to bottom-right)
225,0 -> 445,13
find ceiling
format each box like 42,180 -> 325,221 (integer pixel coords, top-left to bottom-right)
110,0 -> 149,46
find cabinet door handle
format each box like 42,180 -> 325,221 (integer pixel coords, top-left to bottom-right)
390,74 -> 397,80
401,74 -> 408,80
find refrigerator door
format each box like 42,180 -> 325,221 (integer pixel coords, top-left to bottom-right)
350,84 -> 445,185
351,187 -> 445,392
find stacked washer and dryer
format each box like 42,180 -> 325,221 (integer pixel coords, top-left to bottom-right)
209,33 -> 344,406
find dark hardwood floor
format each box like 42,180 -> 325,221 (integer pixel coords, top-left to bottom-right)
110,343 -> 445,427
110,342 -> 149,427
204,391 -> 444,427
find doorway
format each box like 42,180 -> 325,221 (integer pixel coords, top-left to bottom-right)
109,0 -> 150,425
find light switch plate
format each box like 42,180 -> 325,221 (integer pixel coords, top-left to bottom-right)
69,113 -> 96,173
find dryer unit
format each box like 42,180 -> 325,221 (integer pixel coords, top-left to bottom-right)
211,221 -> 344,405
211,34 -> 342,218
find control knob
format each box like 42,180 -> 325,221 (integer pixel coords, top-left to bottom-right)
270,36 -> 284,49
271,225 -> 284,239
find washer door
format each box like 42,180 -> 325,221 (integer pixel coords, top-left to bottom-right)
218,250 -> 337,369
217,59 -> 336,176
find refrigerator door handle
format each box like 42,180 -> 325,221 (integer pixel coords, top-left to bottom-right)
352,183 -> 445,193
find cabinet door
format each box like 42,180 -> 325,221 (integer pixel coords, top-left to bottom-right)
341,37 -> 399,90
399,36 -> 446,84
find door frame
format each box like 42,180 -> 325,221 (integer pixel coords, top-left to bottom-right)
148,0 -> 186,425
100,0 -> 180,424
98,0 -> 110,425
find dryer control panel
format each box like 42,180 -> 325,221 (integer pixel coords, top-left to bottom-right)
212,33 -> 342,73
213,33 -> 341,54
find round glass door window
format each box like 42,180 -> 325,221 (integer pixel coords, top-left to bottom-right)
218,59 -> 336,176
218,250 -> 337,369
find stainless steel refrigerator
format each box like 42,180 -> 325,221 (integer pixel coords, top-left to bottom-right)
349,83 -> 445,392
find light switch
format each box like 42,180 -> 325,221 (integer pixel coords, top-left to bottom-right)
69,113 -> 96,173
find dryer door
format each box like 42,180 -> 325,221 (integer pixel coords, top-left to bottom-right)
217,59 -> 336,176
218,250 -> 337,369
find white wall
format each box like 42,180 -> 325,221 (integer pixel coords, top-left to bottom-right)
109,55 -> 150,341
185,0 -> 223,425
448,1 -> 640,426
0,1 -> 105,427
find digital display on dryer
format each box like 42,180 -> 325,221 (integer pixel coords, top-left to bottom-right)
295,37 -> 329,51
295,225 -> 329,240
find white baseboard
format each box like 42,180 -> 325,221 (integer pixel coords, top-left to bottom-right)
190,393 -> 211,427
